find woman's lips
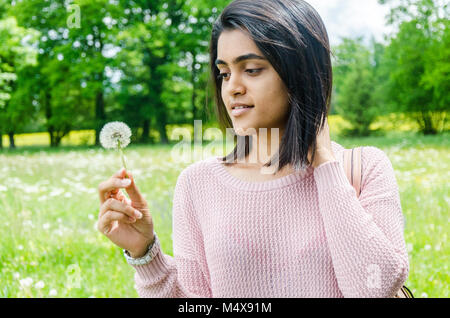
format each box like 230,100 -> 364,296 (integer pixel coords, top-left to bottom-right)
231,106 -> 254,117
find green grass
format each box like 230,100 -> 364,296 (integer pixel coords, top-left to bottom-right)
0,131 -> 448,298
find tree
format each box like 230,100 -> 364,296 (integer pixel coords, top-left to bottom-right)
115,0 -> 227,144
0,17 -> 38,149
332,37 -> 382,136
379,0 -> 448,134
12,0 -> 123,146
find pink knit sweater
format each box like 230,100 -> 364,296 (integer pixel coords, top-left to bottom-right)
130,141 -> 409,298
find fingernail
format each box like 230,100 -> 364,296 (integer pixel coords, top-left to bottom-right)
134,210 -> 142,219
122,179 -> 131,186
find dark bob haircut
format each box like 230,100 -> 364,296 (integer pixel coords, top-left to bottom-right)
209,0 -> 333,172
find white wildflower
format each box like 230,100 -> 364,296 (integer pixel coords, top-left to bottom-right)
49,189 -> 64,197
22,220 -> 34,228
43,223 -> 50,230
406,243 -> 413,253
49,289 -> 57,296
34,281 -> 45,289
38,196 -> 48,202
13,272 -> 20,279
19,277 -> 33,288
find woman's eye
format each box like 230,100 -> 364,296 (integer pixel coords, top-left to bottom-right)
246,68 -> 262,75
217,73 -> 230,80
217,69 -> 262,81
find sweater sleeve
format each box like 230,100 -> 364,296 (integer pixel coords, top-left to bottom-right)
313,147 -> 409,298
130,168 -> 212,298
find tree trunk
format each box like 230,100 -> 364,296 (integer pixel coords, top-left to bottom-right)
54,130 -> 68,147
8,132 -> 15,149
95,89 -> 106,146
156,107 -> 169,144
0,130 -> 3,149
148,61 -> 168,145
44,91 -> 56,147
418,110 -> 438,135
141,118 -> 150,143
191,53 -> 197,122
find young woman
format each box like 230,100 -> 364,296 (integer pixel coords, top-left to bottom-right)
97,0 -> 409,298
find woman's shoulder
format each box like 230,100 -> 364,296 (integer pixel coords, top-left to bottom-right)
332,141 -> 392,166
359,145 -> 394,171
176,156 -> 221,184
332,141 -> 396,186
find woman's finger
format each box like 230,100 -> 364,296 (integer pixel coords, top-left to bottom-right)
121,170 -> 147,205
97,210 -> 136,234
115,189 -> 131,205
98,171 -> 131,204
99,198 -> 143,220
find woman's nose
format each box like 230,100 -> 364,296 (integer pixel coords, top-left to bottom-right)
227,74 -> 246,96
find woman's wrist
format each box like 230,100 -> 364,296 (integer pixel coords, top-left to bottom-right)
129,234 -> 156,258
123,232 -> 158,266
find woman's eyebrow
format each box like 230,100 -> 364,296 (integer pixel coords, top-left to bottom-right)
215,53 -> 266,66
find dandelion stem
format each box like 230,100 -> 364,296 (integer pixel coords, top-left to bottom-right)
117,140 -> 129,179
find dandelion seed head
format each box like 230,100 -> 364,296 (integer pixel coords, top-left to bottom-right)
100,121 -> 132,149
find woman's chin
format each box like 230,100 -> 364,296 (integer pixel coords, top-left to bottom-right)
233,126 -> 258,136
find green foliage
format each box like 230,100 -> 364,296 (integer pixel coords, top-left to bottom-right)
332,37 -> 383,136
332,0 -> 449,137
0,16 -> 39,142
379,0 -> 449,134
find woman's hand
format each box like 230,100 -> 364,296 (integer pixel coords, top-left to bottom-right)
307,116 -> 336,169
97,168 -> 154,258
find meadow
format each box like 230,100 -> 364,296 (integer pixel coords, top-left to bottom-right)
0,116 -> 448,298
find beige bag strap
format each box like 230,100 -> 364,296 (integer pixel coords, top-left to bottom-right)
342,147 -> 363,198
342,147 -> 413,298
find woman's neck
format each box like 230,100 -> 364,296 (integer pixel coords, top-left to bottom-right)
241,127 -> 286,172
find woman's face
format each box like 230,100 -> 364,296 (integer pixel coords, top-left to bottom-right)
216,29 -> 290,136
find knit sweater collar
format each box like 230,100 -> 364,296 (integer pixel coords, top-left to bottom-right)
209,141 -> 345,192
